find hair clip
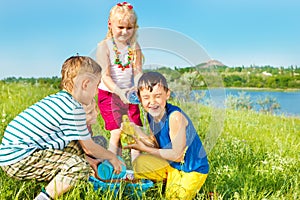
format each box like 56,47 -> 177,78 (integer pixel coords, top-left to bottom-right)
117,2 -> 133,9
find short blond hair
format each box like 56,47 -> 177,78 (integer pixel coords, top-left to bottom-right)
60,56 -> 102,93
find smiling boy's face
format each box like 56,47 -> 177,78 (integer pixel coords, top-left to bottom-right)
139,84 -> 170,121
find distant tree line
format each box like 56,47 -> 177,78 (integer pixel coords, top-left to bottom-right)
1,76 -> 61,89
155,64 -> 300,89
219,65 -> 300,88
2,64 -> 300,89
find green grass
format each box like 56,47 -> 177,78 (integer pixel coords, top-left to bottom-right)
1,82 -> 299,199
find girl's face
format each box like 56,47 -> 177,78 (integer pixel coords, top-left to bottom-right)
109,15 -> 135,43
139,84 -> 170,121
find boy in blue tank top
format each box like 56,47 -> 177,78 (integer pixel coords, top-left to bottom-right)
123,72 -> 209,199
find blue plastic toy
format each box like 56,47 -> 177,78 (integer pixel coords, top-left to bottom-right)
88,176 -> 154,198
90,156 -> 154,198
126,90 -> 140,104
97,156 -> 126,180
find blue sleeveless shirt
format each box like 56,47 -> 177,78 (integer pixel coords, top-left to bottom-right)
148,103 -> 209,174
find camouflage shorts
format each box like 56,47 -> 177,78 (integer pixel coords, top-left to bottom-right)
1,141 -> 91,186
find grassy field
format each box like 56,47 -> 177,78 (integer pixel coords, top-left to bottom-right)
0,82 -> 299,200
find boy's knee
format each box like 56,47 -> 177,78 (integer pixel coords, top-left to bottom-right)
132,154 -> 148,172
57,157 -> 91,185
64,156 -> 91,176
133,154 -> 169,173
64,141 -> 85,155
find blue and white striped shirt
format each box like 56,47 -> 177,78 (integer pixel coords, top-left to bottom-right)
0,90 -> 91,166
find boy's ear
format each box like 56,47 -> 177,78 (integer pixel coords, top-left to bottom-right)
81,78 -> 90,90
166,89 -> 171,100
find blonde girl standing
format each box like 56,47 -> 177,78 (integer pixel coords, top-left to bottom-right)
96,2 -> 143,161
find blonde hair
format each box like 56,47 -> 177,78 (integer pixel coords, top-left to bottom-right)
60,56 -> 102,93
106,2 -> 142,67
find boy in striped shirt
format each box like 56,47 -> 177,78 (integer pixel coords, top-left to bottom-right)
0,56 -> 123,200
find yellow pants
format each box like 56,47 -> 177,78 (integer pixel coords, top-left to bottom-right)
133,154 -> 208,200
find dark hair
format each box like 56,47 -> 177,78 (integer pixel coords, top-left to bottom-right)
137,72 -> 168,96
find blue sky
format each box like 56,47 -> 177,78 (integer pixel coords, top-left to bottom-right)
0,0 -> 299,79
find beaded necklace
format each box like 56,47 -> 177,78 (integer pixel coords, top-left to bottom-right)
112,38 -> 133,71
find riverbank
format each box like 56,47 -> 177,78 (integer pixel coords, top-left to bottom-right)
192,86 -> 300,92
227,87 -> 300,92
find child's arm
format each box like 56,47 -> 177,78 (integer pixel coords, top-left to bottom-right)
130,124 -> 158,148
166,111 -> 188,161
133,43 -> 143,86
125,111 -> 188,162
79,139 -> 124,174
96,40 -> 129,103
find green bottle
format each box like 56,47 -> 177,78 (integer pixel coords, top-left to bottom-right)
120,115 -> 136,146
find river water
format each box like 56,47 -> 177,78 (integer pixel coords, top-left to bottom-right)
191,89 -> 300,118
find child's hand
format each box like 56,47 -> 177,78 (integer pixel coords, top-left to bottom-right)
119,89 -> 130,104
122,123 -> 158,148
123,135 -> 148,151
131,123 -> 143,137
108,155 -> 125,174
